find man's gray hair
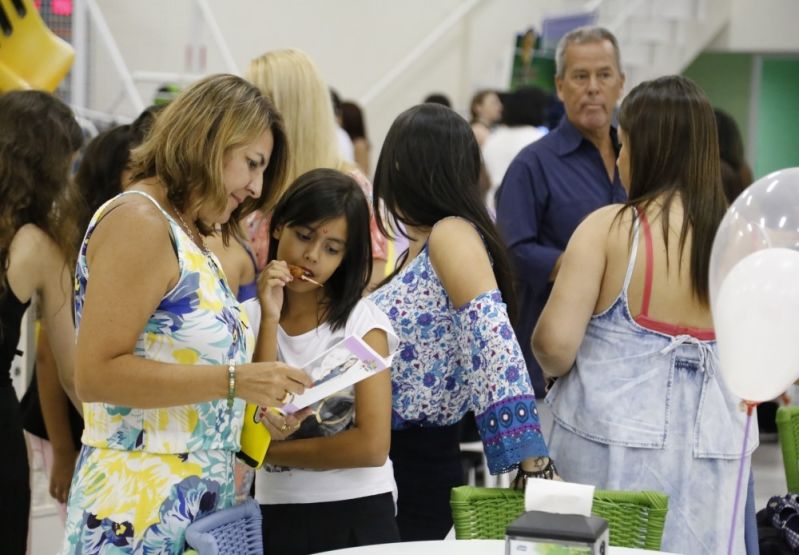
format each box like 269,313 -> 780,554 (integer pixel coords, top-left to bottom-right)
555,26 -> 622,79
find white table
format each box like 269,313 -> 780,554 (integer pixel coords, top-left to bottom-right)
317,539 -> 679,554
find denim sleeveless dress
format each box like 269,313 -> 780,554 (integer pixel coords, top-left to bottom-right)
546,217 -> 757,555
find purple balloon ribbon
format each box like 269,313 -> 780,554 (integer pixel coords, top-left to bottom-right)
728,402 -> 756,555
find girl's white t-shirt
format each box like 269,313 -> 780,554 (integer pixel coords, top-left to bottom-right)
255,298 -> 399,505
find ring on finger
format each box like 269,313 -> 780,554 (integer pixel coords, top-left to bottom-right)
278,390 -> 294,405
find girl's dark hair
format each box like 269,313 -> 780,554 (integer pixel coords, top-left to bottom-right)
618,75 -> 726,305
423,93 -> 451,108
130,104 -> 165,147
74,125 -> 133,232
373,103 -> 519,322
268,168 -> 371,331
720,159 -> 745,204
714,108 -> 745,171
502,87 -> 547,127
714,108 -> 753,192
0,90 -> 83,305
340,101 -> 367,141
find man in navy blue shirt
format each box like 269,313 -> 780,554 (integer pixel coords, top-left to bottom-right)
495,26 -> 627,397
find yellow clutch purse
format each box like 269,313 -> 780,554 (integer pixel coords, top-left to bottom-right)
236,403 -> 271,468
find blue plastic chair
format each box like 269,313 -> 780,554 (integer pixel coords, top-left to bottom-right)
184,499 -> 263,555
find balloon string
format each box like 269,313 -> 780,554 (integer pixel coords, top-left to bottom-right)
728,401 -> 756,555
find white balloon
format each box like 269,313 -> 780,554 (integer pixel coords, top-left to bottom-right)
710,167 -> 799,400
709,168 -> 799,303
715,248 -> 799,401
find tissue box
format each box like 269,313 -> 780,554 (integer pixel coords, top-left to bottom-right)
505,510 -> 609,554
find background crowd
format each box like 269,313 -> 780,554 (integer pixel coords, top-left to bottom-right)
0,23 -> 768,555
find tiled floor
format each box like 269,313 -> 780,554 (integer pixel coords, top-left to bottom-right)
29,452 -> 64,555
752,436 -> 787,509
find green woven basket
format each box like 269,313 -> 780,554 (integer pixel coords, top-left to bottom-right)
450,485 -> 668,550
777,406 -> 799,493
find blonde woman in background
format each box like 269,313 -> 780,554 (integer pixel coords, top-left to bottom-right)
245,49 -> 388,287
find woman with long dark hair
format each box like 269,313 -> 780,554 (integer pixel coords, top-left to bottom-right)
0,90 -> 83,554
533,75 -> 751,554
370,103 -> 552,541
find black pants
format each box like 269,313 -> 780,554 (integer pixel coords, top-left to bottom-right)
260,492 -> 399,555
1,386 -> 29,555
391,424 -> 464,541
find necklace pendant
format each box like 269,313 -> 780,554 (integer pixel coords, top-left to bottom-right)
172,202 -> 208,255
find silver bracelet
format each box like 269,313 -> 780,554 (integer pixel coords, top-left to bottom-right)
226,363 -> 236,408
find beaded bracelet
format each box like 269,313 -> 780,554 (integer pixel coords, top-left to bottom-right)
226,363 -> 236,408
512,459 -> 558,490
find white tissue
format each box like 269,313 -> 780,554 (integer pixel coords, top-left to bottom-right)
524,478 -> 595,516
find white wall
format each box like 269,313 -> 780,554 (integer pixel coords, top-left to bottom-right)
84,0 -> 799,169
708,0 -> 799,52
87,0 -> 567,170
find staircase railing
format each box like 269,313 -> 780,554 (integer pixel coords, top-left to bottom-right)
595,0 -> 732,91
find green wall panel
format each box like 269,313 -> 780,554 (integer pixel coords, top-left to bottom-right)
682,52 -> 753,149
755,57 -> 799,177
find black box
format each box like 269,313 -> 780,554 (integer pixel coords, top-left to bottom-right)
505,510 -> 609,554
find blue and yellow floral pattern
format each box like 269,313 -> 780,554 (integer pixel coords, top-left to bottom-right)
62,191 -> 253,554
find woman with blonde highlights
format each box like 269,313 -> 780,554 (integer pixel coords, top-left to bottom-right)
62,74 -> 312,553
245,49 -> 388,286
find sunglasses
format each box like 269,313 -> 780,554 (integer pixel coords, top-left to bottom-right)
311,391 -> 354,426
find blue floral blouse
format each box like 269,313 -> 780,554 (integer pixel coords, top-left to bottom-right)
370,243 -> 548,473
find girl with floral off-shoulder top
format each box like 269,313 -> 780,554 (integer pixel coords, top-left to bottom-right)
369,103 -> 553,541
